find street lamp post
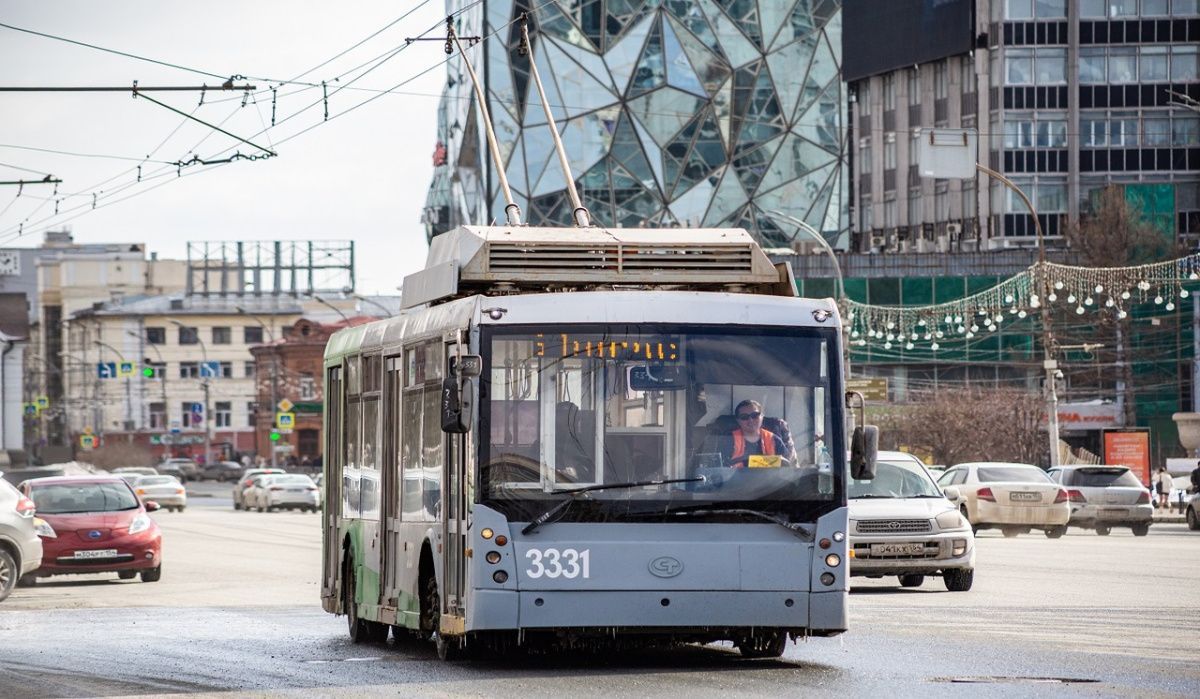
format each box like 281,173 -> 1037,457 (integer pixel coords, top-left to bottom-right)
311,295 -> 350,322
128,330 -> 169,449
975,163 -> 1060,468
236,307 -> 279,467
352,294 -> 392,317
94,340 -> 133,442
169,319 -> 211,467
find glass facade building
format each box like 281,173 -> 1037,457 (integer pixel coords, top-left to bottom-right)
424,1 -> 848,248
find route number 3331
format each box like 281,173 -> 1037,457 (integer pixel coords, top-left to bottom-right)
524,548 -> 591,579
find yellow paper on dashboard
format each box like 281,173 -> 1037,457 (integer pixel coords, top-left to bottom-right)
747,455 -> 782,469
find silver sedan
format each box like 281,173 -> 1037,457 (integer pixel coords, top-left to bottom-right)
1047,465 -> 1152,536
131,475 -> 188,512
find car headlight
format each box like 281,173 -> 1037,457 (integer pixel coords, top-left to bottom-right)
935,510 -> 967,531
33,517 -> 56,538
128,513 -> 152,535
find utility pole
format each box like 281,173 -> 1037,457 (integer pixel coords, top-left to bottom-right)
169,319 -> 211,466
236,307 -> 278,467
129,330 -> 169,451
94,338 -> 133,443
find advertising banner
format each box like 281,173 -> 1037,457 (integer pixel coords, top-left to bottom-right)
1103,429 -> 1151,486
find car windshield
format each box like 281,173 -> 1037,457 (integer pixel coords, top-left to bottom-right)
1069,468 -> 1142,488
136,476 -> 177,486
976,465 -> 1051,483
848,460 -> 941,498
479,324 -> 842,522
30,482 -> 140,514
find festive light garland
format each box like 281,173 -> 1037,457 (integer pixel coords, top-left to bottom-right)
844,252 -> 1200,351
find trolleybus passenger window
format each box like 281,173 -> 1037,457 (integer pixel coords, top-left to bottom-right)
360,396 -> 380,520
400,342 -> 443,521
344,398 -> 361,518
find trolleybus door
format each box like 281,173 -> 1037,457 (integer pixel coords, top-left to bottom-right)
442,336 -> 468,617
322,365 -> 344,603
381,356 -> 403,606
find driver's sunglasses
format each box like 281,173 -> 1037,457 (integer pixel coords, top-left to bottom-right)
736,411 -> 762,421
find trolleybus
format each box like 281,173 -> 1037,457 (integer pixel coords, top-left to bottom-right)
320,224 -> 877,659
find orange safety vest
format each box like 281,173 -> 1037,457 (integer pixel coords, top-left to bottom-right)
731,428 -> 777,459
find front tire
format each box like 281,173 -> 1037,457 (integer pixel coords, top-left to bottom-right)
898,574 -> 924,588
943,568 -> 973,592
118,570 -> 137,580
140,566 -> 162,583
1096,526 -> 1111,536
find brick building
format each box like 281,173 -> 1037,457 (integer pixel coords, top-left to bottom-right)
250,317 -> 372,466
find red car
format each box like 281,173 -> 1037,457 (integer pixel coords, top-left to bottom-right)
20,476 -> 163,583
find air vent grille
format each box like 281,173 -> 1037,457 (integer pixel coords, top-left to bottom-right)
486,243 -> 756,276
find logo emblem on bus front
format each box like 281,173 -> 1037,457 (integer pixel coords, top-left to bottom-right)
648,556 -> 683,578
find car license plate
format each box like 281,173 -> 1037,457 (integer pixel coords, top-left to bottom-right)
1009,491 -> 1041,502
74,549 -> 118,559
288,488 -> 305,493
1099,508 -> 1127,518
870,542 -> 926,556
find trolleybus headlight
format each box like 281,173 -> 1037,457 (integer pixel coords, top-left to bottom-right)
824,553 -> 841,567
832,531 -> 845,542
481,528 -> 494,540
486,551 -> 502,564
819,572 -> 835,586
492,570 -> 508,584
495,535 -> 508,546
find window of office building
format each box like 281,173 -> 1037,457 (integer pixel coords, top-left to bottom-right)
1142,0 -> 1169,13
1109,48 -> 1138,83
1035,49 -> 1066,84
244,326 -> 264,344
179,362 -> 199,379
884,196 -> 898,228
908,190 -> 922,226
884,137 -> 897,171
1144,114 -> 1171,146
1172,46 -> 1199,81
858,82 -> 871,115
1175,0 -> 1199,15
246,401 -> 257,427
1006,0 -> 1034,18
934,187 -> 950,221
212,327 -> 231,345
908,69 -> 920,106
859,139 -> 873,174
1006,49 -> 1033,85
1034,0 -> 1067,15
1110,112 -> 1140,146
935,61 -> 948,99
1080,49 -> 1106,84
1141,47 -> 1169,81
1175,115 -> 1200,146
960,57 -> 975,93
1035,179 -> 1068,213
149,403 -> 167,430
1110,0 -> 1139,15
178,326 -> 199,345
1004,115 -> 1035,148
962,181 -> 977,218
859,197 -> 873,231
146,327 -> 166,345
219,361 -> 233,379
215,402 -> 232,428
245,361 -> 256,379
883,74 -> 895,111
1082,112 -> 1108,146
300,373 -> 317,401
1081,0 -> 1107,16
1037,117 -> 1068,147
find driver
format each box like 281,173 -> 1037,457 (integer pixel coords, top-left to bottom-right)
722,400 -> 787,469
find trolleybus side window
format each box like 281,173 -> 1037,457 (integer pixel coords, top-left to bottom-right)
325,364 -> 342,504
401,341 -> 443,521
359,354 -> 382,521
343,356 -> 361,519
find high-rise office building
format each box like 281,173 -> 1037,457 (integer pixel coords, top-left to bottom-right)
424,1 -> 848,247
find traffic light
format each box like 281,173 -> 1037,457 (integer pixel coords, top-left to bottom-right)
269,430 -> 281,442
142,366 -> 154,378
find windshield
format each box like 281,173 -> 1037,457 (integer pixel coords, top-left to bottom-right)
1069,468 -> 1141,488
480,324 -> 842,521
30,482 -> 140,514
977,465 -> 1051,483
849,460 -> 941,498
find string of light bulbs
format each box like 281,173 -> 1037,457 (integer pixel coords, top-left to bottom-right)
844,252 -> 1200,352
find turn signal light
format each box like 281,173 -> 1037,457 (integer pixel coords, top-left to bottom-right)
1053,489 -> 1068,504
495,535 -> 508,546
480,528 -> 494,540
485,551 -> 502,564
977,487 -> 996,502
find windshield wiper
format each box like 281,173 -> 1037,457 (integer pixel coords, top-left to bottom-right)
521,476 -> 704,535
622,505 -> 814,541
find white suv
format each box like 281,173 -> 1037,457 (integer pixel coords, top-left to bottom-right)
848,451 -> 975,591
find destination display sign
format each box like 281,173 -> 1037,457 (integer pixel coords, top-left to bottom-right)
533,333 -> 680,362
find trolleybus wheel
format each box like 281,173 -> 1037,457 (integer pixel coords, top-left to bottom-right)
423,571 -> 467,660
736,632 -> 787,659
343,552 -> 387,643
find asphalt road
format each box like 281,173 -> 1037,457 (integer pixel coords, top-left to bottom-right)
2,486 -> 1198,698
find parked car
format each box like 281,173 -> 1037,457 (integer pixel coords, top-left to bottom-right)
0,476 -> 42,601
201,461 -> 244,482
1047,465 -> 1153,536
937,462 -> 1070,538
848,451 -> 975,591
131,475 -> 187,512
1186,491 -> 1199,531
246,474 -> 319,513
160,458 -> 200,482
19,475 -> 162,583
112,467 -> 158,486
232,468 -> 285,510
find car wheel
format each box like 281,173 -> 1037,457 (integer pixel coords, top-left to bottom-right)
0,549 -> 17,602
736,632 -> 788,659
1096,526 -> 1111,536
943,568 -> 974,592
898,574 -> 924,588
140,566 -> 162,583
17,574 -> 37,588
1131,523 -> 1150,537
1044,526 -> 1067,539
1187,507 -> 1199,531
1001,527 -> 1021,538
118,570 -> 137,580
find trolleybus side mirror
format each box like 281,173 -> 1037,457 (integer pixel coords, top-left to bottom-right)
849,425 -> 878,480
441,376 -> 475,433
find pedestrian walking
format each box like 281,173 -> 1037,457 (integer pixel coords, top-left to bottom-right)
1152,467 -> 1173,509
1190,460 -> 1200,494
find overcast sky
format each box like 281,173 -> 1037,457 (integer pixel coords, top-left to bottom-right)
0,1 -> 448,294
